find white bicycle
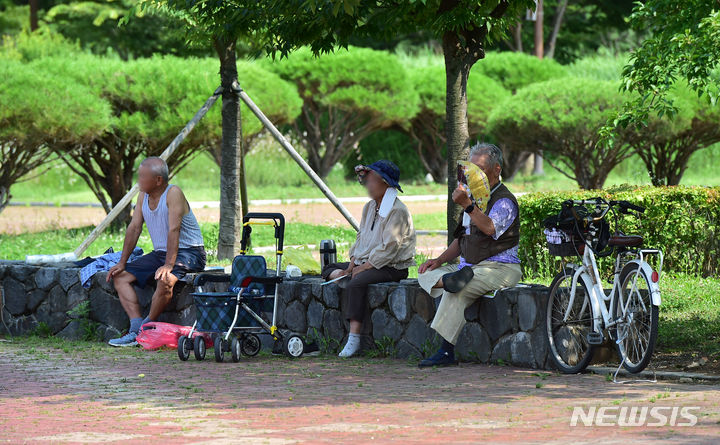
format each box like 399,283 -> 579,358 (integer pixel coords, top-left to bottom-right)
544,198 -> 664,374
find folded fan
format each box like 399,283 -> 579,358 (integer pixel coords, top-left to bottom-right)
457,160 -> 491,213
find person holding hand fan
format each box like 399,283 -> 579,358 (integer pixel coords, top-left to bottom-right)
417,143 -> 522,368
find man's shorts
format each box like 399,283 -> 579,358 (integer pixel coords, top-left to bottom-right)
125,246 -> 206,288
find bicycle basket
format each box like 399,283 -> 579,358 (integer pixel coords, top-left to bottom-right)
546,234 -> 585,257
543,202 -> 609,256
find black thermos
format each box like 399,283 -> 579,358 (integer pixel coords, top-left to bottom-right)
319,239 -> 337,269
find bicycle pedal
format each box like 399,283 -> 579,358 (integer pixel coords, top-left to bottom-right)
587,332 -> 604,345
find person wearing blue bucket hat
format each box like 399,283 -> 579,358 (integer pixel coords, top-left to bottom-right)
321,159 -> 416,358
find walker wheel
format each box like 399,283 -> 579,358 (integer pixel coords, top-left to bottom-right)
231,337 -> 242,363
193,335 -> 206,361
241,333 -> 262,357
284,334 -> 305,358
214,337 -> 225,362
177,335 -> 191,361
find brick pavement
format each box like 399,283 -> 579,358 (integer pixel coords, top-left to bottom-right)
0,340 -> 718,444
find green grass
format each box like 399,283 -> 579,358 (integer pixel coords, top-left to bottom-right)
655,273 -> 720,357
9,140 -> 720,205
9,141 -> 446,205
527,272 -> 720,358
0,221 -> 357,266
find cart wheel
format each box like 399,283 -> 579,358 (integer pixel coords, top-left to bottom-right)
241,333 -> 262,357
231,337 -> 242,363
283,334 -> 305,358
177,335 -> 191,361
193,335 -> 206,361
214,337 -> 225,363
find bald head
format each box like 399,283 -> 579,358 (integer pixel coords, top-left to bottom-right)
138,157 -> 169,194
140,157 -> 169,183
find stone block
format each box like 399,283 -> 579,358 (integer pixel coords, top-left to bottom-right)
371,308 -> 403,342
455,322 -> 491,363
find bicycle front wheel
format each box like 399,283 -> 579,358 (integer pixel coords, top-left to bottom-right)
611,263 -> 659,374
546,267 -> 595,373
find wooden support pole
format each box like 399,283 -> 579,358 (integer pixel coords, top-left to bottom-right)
68,88 -> 222,259
235,86 -> 360,231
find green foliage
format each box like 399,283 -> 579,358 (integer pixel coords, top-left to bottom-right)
262,46 -> 419,177
306,327 -> 340,354
0,3 -> 28,36
0,28 -> 82,62
474,51 -> 567,92
263,46 -> 417,123
487,76 -> 631,189
66,301 -> 101,341
627,84 -> 720,186
31,322 -> 53,338
2,40 -> 300,215
404,61 -> 510,181
44,0 -> 210,59
342,129 -> 427,181
606,0 -> 720,138
517,185 -> 720,279
367,335 -> 397,359
566,52 -> 630,81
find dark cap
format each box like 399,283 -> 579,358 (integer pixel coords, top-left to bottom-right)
355,160 -> 403,193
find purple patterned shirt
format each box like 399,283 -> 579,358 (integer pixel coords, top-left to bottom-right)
458,197 -> 520,268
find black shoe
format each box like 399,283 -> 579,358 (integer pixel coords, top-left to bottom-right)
442,266 -> 474,293
303,341 -> 320,356
418,349 -> 459,368
271,340 -> 284,356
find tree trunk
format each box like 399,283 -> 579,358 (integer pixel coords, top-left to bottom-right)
513,22 -> 523,52
546,0 -> 568,59
533,0 -> 544,59
442,32 -> 474,245
532,1 -> 545,176
29,0 -> 38,32
532,152 -> 544,175
215,37 -> 243,260
439,0 -> 509,243
0,185 -> 10,215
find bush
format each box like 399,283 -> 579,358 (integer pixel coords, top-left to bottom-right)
627,84 -> 720,186
474,51 -> 566,92
518,185 -> 720,279
262,46 -> 419,179
487,77 -> 633,190
566,53 -> 629,81
19,51 -> 300,224
0,57 -> 110,213
342,129 -> 427,181
403,63 -> 509,182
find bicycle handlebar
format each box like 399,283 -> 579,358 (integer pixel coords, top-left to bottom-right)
562,198 -> 645,221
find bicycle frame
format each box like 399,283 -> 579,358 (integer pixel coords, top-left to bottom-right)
562,240 -> 664,336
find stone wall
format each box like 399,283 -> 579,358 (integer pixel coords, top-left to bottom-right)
1,260 -> 554,369
276,276 -> 552,368
0,260 -> 198,341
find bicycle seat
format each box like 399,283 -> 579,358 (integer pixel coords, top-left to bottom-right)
608,234 -> 643,247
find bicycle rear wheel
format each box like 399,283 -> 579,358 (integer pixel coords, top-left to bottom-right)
546,267 -> 595,373
611,263 -> 658,373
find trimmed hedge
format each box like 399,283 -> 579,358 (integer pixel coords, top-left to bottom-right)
518,185 -> 720,279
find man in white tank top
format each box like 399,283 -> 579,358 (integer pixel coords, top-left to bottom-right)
106,157 -> 206,347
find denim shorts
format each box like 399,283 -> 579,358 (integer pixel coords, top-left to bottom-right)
125,247 -> 206,288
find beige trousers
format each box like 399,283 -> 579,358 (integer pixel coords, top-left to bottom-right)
418,261 -> 522,344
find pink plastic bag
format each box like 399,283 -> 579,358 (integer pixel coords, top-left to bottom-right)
136,321 -> 212,350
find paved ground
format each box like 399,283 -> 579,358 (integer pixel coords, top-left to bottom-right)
1,339 -> 719,444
